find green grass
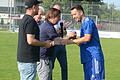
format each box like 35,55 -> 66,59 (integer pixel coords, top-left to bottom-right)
0,31 -> 120,80
0,32 -> 19,80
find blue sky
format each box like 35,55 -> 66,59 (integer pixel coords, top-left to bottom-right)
0,0 -> 120,8
103,0 -> 120,9
103,0 -> 120,7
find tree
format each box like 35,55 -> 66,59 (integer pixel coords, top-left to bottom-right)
69,0 -> 102,2
42,0 -> 69,13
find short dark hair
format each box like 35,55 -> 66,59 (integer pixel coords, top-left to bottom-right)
46,8 -> 61,19
71,5 -> 84,13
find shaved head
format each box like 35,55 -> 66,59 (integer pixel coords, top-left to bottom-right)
53,3 -> 61,10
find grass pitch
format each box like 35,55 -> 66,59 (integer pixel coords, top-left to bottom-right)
0,31 -> 120,80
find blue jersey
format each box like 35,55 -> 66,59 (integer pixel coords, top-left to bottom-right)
79,17 -> 104,64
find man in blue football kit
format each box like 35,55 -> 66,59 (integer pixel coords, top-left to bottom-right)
64,5 -> 105,80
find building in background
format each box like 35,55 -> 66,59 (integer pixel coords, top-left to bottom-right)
0,0 -> 24,31
0,0 -> 120,33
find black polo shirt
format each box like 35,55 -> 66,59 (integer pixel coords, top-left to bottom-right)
17,14 -> 39,63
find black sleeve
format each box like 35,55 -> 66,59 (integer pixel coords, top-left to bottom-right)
25,19 -> 37,34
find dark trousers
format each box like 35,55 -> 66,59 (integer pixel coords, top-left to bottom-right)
51,45 -> 68,80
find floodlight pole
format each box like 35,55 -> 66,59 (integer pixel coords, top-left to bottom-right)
9,0 -> 12,31
12,0 -> 16,32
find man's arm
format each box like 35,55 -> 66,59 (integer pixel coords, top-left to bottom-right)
61,34 -> 91,45
73,34 -> 91,45
27,34 -> 51,48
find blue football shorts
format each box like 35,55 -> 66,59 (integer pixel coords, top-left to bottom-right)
83,58 -> 105,80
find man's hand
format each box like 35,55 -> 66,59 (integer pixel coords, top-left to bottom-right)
50,37 -> 62,46
44,40 -> 52,48
67,31 -> 77,39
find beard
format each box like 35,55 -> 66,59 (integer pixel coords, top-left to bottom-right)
34,10 -> 38,15
78,17 -> 82,22
75,16 -> 82,22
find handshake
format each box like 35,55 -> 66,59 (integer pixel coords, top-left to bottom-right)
45,31 -> 77,47
51,31 -> 77,46
67,31 -> 77,39
50,37 -> 65,46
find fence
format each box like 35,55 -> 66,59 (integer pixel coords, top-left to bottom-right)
61,1 -> 120,32
0,1 -> 120,32
97,20 -> 120,32
62,14 -> 120,32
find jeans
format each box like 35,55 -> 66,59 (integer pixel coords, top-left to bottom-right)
17,62 -> 37,80
37,59 -> 52,80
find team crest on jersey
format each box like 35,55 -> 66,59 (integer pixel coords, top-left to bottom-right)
84,17 -> 90,22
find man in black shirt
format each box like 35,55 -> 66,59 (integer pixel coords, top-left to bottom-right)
17,0 -> 51,80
